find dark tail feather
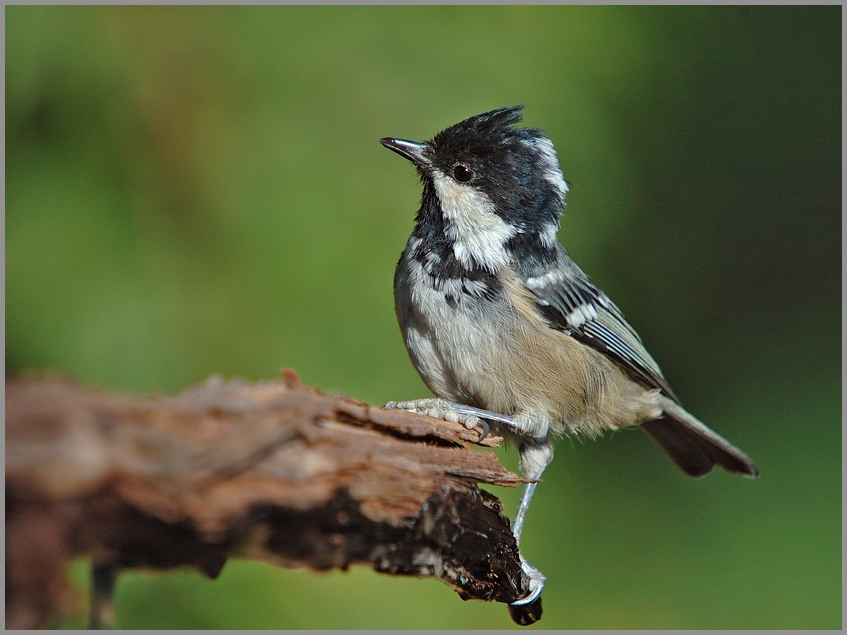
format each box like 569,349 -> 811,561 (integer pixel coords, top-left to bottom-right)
642,398 -> 760,479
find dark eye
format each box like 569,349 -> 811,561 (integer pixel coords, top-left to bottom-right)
453,165 -> 473,182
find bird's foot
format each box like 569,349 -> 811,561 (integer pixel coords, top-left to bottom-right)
384,398 -> 512,442
511,555 -> 546,606
506,555 -> 545,625
384,398 -> 478,426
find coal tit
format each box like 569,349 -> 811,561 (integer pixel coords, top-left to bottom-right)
380,106 -> 758,608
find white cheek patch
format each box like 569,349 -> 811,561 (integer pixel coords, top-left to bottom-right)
529,137 -> 568,200
431,170 -> 516,271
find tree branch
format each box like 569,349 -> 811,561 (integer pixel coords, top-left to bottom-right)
5,371 -> 539,628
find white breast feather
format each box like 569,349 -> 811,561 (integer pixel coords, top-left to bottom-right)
404,258 -> 502,394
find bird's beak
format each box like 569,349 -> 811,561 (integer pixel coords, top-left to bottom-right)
380,137 -> 431,167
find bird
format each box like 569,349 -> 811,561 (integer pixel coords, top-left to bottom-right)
379,106 -> 759,609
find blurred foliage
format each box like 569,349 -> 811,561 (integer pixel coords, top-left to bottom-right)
7,6 -> 840,630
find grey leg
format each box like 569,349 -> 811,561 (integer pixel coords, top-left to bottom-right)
445,402 -> 518,426
509,480 -> 546,606
385,398 -> 552,607
511,481 -> 537,544
509,440 -> 554,606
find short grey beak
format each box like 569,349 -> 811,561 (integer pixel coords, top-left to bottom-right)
380,137 -> 431,167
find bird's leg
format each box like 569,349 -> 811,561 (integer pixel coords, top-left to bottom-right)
511,481 -> 538,545
508,439 -> 553,606
384,398 -> 551,606
508,484 -> 547,606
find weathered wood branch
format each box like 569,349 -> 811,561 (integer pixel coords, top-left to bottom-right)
6,371 -> 540,628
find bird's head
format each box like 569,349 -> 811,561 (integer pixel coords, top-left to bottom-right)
381,106 -> 567,272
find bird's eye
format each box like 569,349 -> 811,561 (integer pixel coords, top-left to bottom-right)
453,165 -> 473,182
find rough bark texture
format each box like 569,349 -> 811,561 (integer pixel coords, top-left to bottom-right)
6,371 -> 538,629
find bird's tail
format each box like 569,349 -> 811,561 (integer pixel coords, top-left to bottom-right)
641,396 -> 759,478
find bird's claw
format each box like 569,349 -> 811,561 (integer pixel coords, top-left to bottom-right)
475,418 -> 490,442
511,555 -> 546,606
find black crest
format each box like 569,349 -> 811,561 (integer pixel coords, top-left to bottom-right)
428,106 -> 546,162
445,105 -> 526,136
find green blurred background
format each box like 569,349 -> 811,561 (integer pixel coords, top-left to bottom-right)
6,6 -> 840,629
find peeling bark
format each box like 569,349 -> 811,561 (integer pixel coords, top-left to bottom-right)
6,371 -> 540,628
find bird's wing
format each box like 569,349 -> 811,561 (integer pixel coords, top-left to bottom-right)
522,254 -> 679,402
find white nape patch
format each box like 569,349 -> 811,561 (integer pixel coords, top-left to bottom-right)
525,270 -> 564,290
565,303 -> 598,329
530,137 -> 568,199
431,170 -> 516,271
539,221 -> 560,248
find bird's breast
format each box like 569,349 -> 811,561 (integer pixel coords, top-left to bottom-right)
394,255 -> 651,437
395,256 -> 505,404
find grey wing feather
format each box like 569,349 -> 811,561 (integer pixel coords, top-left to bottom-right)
522,251 -> 759,479
526,254 -> 679,402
